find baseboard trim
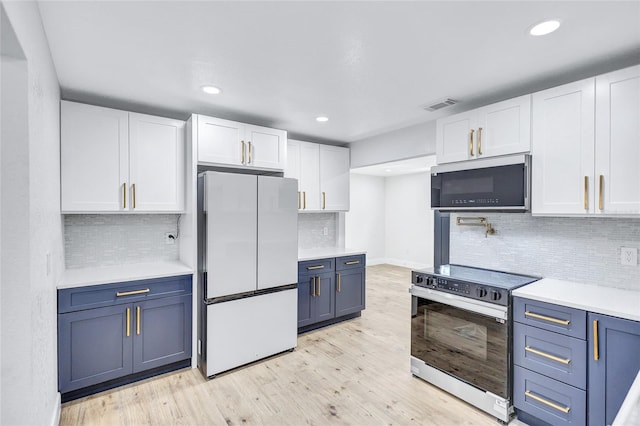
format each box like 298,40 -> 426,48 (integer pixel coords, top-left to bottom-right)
383,258 -> 431,270
49,392 -> 61,426
364,257 -> 385,266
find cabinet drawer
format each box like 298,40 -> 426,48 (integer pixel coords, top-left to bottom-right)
514,366 -> 586,426
58,275 -> 192,313
298,258 -> 335,276
514,323 -> 587,389
514,297 -> 586,339
336,255 -> 365,271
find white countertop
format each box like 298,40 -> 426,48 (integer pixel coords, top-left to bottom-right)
513,278 -> 640,322
59,260 -> 194,289
298,248 -> 366,262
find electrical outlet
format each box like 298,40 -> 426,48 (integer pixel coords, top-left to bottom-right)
164,232 -> 176,245
620,247 -> 638,266
323,227 -> 328,236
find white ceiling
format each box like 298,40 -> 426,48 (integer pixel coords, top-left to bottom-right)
37,1 -> 640,145
351,155 -> 437,177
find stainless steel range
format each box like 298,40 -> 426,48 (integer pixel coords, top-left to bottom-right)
410,264 -> 539,423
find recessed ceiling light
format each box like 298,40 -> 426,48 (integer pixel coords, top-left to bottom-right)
529,20 -> 561,36
385,169 -> 393,172
316,116 -> 329,122
201,85 -> 222,95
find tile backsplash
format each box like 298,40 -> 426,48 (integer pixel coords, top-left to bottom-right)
450,213 -> 640,290
298,213 -> 337,249
64,214 -> 180,269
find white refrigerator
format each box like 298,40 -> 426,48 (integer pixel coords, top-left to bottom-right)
197,171 -> 298,378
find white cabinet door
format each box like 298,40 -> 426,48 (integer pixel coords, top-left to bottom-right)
129,113 -> 185,212
532,78 -> 596,215
197,115 -> 243,166
595,66 -> 640,215
319,145 -> 350,211
61,101 -> 128,212
299,141 -> 321,210
245,124 -> 286,170
477,94 -> 531,159
205,172 -> 257,299
436,111 -> 475,164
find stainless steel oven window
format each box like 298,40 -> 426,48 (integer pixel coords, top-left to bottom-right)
411,296 -> 509,398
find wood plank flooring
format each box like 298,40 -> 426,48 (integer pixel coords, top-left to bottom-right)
59,265 -> 497,425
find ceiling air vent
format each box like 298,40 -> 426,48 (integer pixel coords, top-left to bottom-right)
422,98 -> 458,112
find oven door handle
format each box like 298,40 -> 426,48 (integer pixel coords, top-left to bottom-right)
410,285 -> 508,320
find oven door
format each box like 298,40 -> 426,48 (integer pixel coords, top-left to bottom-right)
410,286 -> 510,399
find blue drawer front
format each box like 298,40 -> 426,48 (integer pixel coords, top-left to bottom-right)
336,254 -> 365,271
298,258 -> 335,276
58,275 -> 192,313
514,366 -> 586,426
514,323 -> 587,389
514,297 -> 586,339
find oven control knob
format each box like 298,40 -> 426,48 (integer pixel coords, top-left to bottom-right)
490,290 -> 502,301
476,287 -> 488,298
415,275 -> 424,284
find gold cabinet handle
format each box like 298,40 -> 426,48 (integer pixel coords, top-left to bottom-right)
525,390 -> 570,414
469,129 -> 475,156
298,192 -> 301,209
316,276 -> 321,296
593,319 -> 599,361
123,183 -> 127,209
132,183 -> 137,209
136,306 -> 141,335
584,176 -> 589,210
248,141 -> 252,164
598,175 -> 604,211
337,273 -> 341,293
126,307 -> 131,337
477,127 -> 483,155
307,265 -> 325,270
345,260 -> 360,265
116,288 -> 150,297
322,192 -> 326,210
241,140 -> 246,164
525,346 -> 571,365
524,311 -> 570,326
311,277 -> 316,297
303,191 -> 307,209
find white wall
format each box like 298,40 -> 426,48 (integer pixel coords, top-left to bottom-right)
345,174 -> 386,264
346,172 -> 433,269
385,172 -> 433,269
1,2 -> 63,425
349,120 -> 436,168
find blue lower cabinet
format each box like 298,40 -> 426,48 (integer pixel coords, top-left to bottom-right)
58,275 -> 192,396
297,276 -> 315,328
58,305 -> 133,392
335,268 -> 365,317
133,295 -> 192,373
588,313 -> 640,426
314,273 -> 336,323
514,366 -> 586,426
297,272 -> 335,328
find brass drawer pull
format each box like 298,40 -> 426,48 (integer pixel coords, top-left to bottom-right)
132,183 -> 137,209
116,288 -> 150,297
322,192 -> 326,210
337,273 -> 341,293
598,175 -> 604,211
311,277 -> 316,297
477,127 -> 483,155
241,140 -> 246,164
345,260 -> 360,265
584,176 -> 589,210
316,277 -> 321,296
248,141 -> 252,164
136,306 -> 141,335
123,183 -> 127,209
469,129 -> 475,156
525,390 -> 570,414
525,346 -> 570,364
524,311 -> 570,326
307,265 -> 325,270
593,319 -> 599,361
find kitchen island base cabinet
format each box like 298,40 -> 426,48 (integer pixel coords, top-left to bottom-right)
588,313 -> 640,426
58,275 -> 192,399
297,255 -> 365,332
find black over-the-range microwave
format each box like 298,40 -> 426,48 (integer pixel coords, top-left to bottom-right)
431,154 -> 530,211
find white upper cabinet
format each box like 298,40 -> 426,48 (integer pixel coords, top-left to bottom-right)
532,65 -> 640,216
285,140 -> 349,211
594,66 -> 640,215
319,145 -> 350,211
196,115 -> 286,171
61,101 -> 185,213
436,94 -> 531,164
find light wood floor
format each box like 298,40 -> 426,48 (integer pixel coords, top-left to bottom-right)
60,265 -> 497,425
